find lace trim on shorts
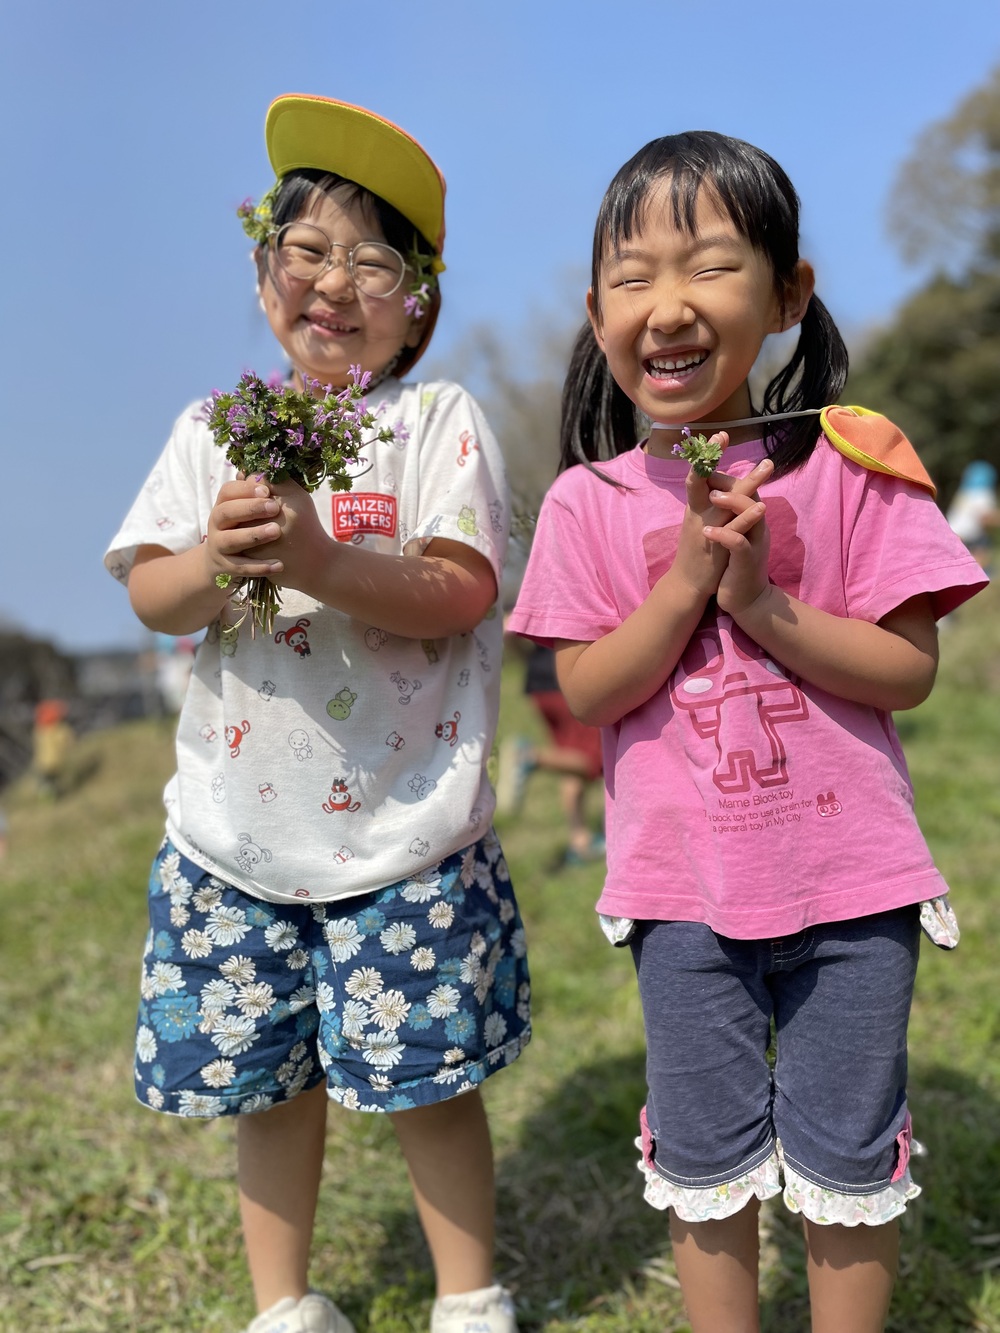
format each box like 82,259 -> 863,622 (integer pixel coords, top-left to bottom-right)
636,1112 -> 923,1225
635,1137 -> 783,1220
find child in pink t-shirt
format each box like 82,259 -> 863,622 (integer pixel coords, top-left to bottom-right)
508,131 -> 986,1332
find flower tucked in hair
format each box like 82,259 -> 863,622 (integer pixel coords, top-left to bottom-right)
404,249 -> 446,319
237,185 -> 280,245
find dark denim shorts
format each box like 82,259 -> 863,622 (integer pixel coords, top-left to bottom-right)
630,907 -> 920,1195
135,834 -> 530,1116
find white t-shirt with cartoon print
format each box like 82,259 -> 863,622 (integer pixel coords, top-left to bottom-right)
106,379 -> 508,905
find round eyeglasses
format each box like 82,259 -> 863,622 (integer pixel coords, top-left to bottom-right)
269,222 -> 407,297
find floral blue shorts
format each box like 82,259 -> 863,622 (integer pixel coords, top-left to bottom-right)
135,833 -> 531,1116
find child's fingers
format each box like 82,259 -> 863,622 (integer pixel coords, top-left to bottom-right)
215,494 -> 281,532
703,501 -> 766,548
708,489 -> 764,520
728,457 -> 774,497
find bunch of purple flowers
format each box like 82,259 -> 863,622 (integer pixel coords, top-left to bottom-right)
203,366 -> 395,635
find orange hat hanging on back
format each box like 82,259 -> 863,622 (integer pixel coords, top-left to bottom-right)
820,406 -> 937,497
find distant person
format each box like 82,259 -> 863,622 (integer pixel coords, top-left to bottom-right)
508,130 -> 987,1332
32,699 -> 74,799
946,460 -> 998,569
497,641 -> 604,863
153,634 -> 197,716
105,95 -> 526,1333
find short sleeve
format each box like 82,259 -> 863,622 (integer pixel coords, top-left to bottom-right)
844,469 -> 989,622
508,478 -> 622,645
104,403 -> 227,584
404,384 -> 509,585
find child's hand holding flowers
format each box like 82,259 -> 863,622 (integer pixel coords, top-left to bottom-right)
202,366 -> 394,635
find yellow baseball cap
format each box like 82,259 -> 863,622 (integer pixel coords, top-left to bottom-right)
265,93 -> 447,256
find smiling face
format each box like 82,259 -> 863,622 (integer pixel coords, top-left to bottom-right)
257,185 -> 423,390
588,179 -> 794,446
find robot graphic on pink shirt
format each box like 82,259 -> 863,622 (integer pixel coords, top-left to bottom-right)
670,620 -> 810,793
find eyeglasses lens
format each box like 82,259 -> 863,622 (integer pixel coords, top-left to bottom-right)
272,223 -> 405,296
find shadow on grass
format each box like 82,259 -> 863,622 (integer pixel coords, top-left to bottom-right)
351,1049 -> 674,1331
758,1062 -> 1000,1333
338,1057 -> 1000,1332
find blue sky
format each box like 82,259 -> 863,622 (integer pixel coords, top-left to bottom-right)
4,0 -> 999,652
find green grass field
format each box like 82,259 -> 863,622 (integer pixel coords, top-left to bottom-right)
2,590 -> 999,1331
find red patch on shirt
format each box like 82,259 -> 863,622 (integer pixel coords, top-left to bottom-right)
332,492 -> 398,541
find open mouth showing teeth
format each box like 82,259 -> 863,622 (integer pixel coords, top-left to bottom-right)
307,315 -> 357,333
647,351 -> 708,374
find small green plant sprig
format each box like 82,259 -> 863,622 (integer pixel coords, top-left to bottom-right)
672,426 -> 723,477
204,366 -> 394,636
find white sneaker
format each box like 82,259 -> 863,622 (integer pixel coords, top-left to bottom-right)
244,1292 -> 356,1333
430,1284 -> 518,1333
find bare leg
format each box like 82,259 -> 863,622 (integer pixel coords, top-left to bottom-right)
670,1198 -> 761,1333
392,1090 -> 495,1296
558,774 -> 593,853
804,1218 -> 898,1333
238,1082 -> 328,1311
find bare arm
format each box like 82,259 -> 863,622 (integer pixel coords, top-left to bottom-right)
128,479 -> 286,634
732,588 -> 938,711
707,489 -> 939,711
231,476 -> 497,638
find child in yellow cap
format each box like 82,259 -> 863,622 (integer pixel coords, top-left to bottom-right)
106,94 -> 526,1333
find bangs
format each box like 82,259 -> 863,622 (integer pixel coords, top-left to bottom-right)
593,132 -> 800,301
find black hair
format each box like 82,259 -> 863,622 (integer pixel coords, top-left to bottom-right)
560,131 -> 849,478
262,167 -> 440,379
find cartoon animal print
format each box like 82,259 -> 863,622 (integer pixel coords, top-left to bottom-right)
457,429 -> 480,468
816,791 -> 843,817
488,500 -> 503,534
323,780 -> 361,814
390,671 -> 422,705
457,669 -> 470,687
220,625 -> 239,657
258,782 -> 277,803
236,833 -> 272,873
364,627 -> 388,651
288,729 -> 313,761
225,719 -> 251,757
435,711 -> 461,748
211,773 -> 226,803
199,724 -> 218,743
457,506 -> 479,536
155,516 -> 175,531
421,639 -> 440,664
274,618 -> 312,657
326,688 -> 358,720
333,845 -> 355,864
258,679 -> 276,701
386,731 -> 406,750
669,624 -> 809,794
409,837 -> 430,857
474,635 -> 491,672
408,773 -> 437,800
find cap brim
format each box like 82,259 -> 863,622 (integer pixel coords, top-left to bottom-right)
266,94 -> 446,255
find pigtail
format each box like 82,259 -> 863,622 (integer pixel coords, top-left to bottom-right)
559,321 -> 639,475
762,294 -> 849,477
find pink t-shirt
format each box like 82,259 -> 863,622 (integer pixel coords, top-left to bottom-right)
508,434 -> 987,937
